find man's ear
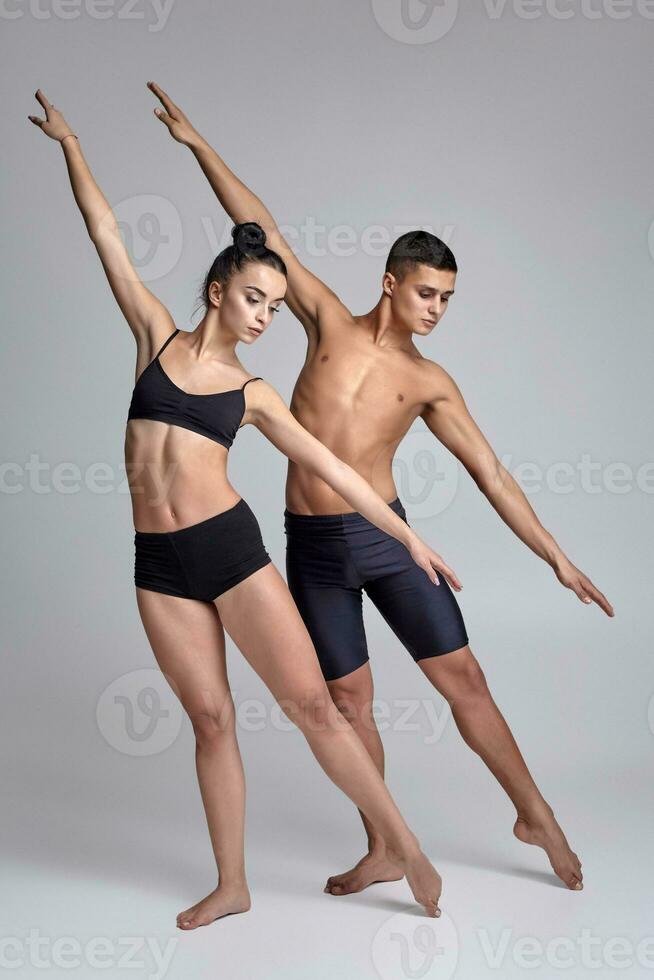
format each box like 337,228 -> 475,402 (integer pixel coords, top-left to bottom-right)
382,271 -> 396,298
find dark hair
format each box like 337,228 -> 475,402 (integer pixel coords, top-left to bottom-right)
385,230 -> 457,281
199,222 -> 287,312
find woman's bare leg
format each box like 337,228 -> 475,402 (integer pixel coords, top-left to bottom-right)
136,587 -> 251,929
214,563 -> 442,917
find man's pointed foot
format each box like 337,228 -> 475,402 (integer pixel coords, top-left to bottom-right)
514,812 -> 583,890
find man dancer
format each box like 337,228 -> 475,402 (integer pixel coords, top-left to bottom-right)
148,82 -> 613,893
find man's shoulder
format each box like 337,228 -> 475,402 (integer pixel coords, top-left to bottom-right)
412,355 -> 459,403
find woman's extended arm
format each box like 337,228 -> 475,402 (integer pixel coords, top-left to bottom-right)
29,89 -> 174,346
250,381 -> 462,591
146,81 -> 346,336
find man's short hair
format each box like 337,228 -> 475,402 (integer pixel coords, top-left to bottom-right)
385,230 -> 457,280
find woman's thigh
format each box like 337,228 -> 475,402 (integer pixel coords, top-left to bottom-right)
213,563 -> 331,710
135,586 -> 233,726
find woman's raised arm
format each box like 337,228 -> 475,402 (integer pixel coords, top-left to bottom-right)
28,89 -> 174,347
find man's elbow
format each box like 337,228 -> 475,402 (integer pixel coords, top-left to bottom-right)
468,455 -> 507,496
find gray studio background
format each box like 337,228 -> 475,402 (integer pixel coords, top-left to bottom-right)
2,2 -> 652,978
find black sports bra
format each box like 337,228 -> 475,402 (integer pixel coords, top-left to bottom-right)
127,329 -> 263,450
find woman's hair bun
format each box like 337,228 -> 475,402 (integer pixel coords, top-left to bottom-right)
232,222 -> 267,255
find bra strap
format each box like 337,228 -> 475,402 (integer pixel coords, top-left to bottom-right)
241,376 -> 263,391
155,328 -> 180,360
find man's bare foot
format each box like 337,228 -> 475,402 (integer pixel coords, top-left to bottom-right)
176,883 -> 251,930
324,850 -> 404,895
514,808 -> 583,890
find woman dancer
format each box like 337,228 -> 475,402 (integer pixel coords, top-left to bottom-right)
28,89 -> 463,929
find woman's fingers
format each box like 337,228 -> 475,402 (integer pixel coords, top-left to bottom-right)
436,562 -> 462,592
28,115 -> 44,128
34,88 -> 52,115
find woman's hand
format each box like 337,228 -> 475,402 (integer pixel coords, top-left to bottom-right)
553,557 -> 614,616
28,89 -> 76,142
406,534 -> 463,592
147,81 -> 199,146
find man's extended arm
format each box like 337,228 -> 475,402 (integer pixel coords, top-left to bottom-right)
147,81 -> 348,336
421,364 -> 614,617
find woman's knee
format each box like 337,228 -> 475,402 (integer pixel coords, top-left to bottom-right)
279,683 -> 346,735
187,696 -> 237,748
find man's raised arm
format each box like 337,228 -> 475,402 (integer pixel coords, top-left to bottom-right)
147,81 -> 347,338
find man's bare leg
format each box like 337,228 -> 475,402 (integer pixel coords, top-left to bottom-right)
325,646 -> 582,895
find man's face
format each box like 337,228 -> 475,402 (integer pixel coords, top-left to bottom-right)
384,263 -> 456,336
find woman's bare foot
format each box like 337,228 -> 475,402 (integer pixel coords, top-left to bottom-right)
176,882 -> 251,930
393,846 -> 442,917
324,849 -> 404,895
514,807 -> 583,890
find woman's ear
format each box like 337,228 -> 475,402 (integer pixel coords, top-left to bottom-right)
207,280 -> 223,308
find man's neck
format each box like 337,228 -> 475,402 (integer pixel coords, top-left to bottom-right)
358,297 -> 416,353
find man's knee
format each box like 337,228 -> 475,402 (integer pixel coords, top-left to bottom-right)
424,647 -> 489,702
449,650 -> 489,700
328,669 -> 374,726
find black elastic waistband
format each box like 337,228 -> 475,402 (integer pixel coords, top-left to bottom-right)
284,496 -> 405,528
134,497 -> 249,539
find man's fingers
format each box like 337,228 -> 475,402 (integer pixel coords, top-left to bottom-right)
577,579 -> 614,617
590,586 -> 614,617
153,107 -> 173,128
148,81 -> 176,116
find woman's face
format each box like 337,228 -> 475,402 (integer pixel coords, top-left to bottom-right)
213,263 -> 287,343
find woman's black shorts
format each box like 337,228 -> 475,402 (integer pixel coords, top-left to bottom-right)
134,497 -> 272,602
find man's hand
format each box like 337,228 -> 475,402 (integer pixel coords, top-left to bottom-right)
553,557 -> 614,617
147,81 -> 199,146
